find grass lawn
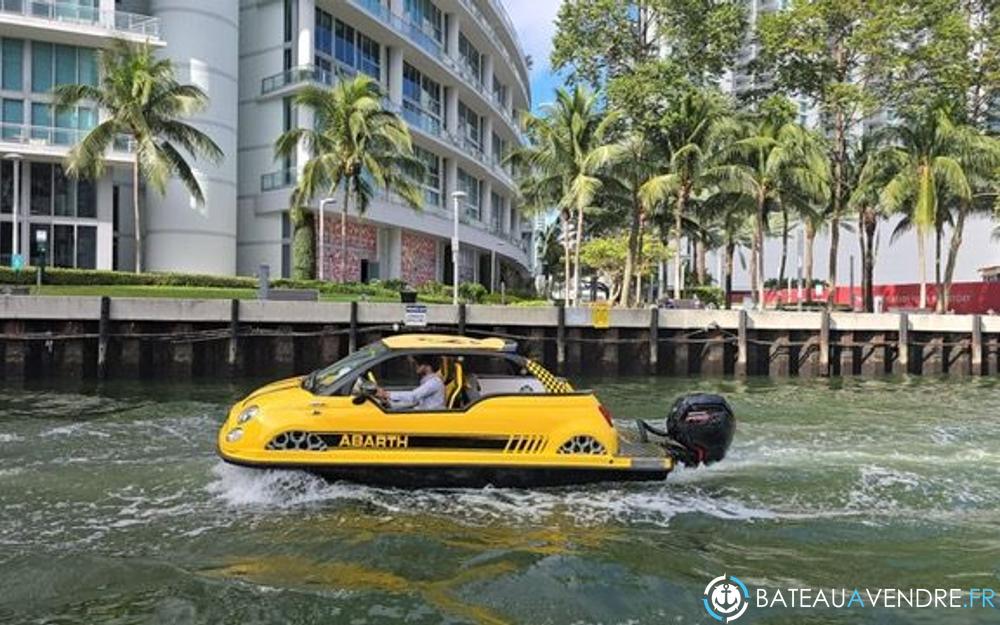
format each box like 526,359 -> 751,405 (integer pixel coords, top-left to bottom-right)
30,284 -> 405,302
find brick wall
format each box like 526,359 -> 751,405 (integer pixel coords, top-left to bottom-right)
401,230 -> 438,286
316,215 -> 377,282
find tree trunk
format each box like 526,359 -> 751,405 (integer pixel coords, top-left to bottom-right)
696,238 -> 707,286
132,157 -> 142,273
826,48 -> 848,310
860,207 -> 877,312
673,189 -> 686,299
917,230 -> 927,310
942,206 -> 966,312
778,201 -> 789,288
340,184 -> 350,282
755,191 -> 766,310
934,224 -> 943,313
724,237 -> 734,310
621,191 -> 642,307
561,210 -> 571,303
573,205 -> 584,307
804,219 -> 816,303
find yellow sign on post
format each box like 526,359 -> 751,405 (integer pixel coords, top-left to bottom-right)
592,303 -> 610,329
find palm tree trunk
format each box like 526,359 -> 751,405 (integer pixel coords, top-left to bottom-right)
934,224 -> 943,313
755,192 -> 766,310
572,205 -> 584,307
340,184 -> 350,282
778,201 -> 789,288
942,206 -> 966,313
673,191 -> 685,299
917,230 -> 928,310
724,237 -> 734,310
132,156 -> 142,273
561,211 -> 571,303
695,239 -> 707,286
860,207 -> 876,312
804,219 -> 816,303
621,191 -> 641,307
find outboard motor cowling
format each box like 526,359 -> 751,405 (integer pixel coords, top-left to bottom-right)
665,393 -> 735,466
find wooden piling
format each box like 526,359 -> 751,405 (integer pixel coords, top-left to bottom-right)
736,310 -> 748,376
97,296 -> 110,379
227,299 -> 239,372
556,304 -> 566,373
895,313 -> 909,374
819,311 -> 830,376
972,314 -> 983,375
349,301 -> 358,352
648,307 -> 658,375
458,303 -> 467,336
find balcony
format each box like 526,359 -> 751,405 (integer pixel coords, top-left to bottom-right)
0,0 -> 161,39
342,0 -> 524,144
0,121 -> 134,159
455,0 -> 529,100
261,167 -> 296,192
261,65 -> 334,95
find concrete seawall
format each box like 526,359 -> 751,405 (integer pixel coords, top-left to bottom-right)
1,296 -> 998,380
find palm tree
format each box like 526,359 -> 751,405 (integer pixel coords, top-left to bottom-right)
53,39 -> 222,273
712,101 -> 829,308
512,87 -> 615,306
635,90 -> 734,300
275,75 -> 423,281
874,109 -> 1000,310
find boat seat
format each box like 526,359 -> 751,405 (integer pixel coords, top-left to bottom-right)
446,361 -> 466,409
464,373 -> 482,404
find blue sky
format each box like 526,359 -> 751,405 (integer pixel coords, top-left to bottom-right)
505,0 -> 562,112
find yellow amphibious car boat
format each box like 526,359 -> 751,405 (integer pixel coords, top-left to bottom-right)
217,334 -> 735,488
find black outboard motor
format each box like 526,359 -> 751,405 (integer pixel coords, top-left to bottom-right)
665,393 -> 735,466
637,393 -> 735,466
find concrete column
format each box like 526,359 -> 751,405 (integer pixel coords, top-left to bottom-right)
446,86 -> 459,134
736,310 -> 748,376
444,158 -> 457,204
483,115 -> 494,160
483,53 -> 494,92
295,0 -> 316,176
482,179 -> 492,227
770,331 -> 791,377
389,0 -> 403,14
447,13 -> 461,58
895,313 -> 909,374
387,46 -> 404,105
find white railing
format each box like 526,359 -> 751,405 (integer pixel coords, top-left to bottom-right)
0,0 -> 161,38
0,121 -> 134,151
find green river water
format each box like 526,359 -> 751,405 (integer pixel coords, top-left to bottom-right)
0,376 -> 998,625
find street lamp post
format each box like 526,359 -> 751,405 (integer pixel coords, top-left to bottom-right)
450,190 -> 467,306
5,153 -> 23,266
318,198 -> 335,281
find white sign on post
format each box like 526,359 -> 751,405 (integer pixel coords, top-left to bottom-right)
403,304 -> 428,327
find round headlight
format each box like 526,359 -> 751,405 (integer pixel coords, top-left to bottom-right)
236,405 -> 259,424
226,427 -> 244,443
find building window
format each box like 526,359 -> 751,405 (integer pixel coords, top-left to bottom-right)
53,223 -> 74,266
315,8 -> 333,58
492,75 -> 507,105
458,33 -> 481,83
414,146 -> 440,207
325,15 -> 380,80
29,223 -> 48,264
281,211 -> 292,279
2,98 -> 22,139
2,39 -> 23,91
29,162 -> 95,218
492,132 -> 505,164
457,168 -> 480,221
32,42 -> 98,93
76,225 -> 96,269
491,191 -> 502,232
402,63 -> 441,134
404,0 -> 443,43
457,101 -> 481,152
0,160 -> 12,214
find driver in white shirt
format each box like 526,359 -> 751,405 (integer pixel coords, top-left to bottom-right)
375,355 -> 445,410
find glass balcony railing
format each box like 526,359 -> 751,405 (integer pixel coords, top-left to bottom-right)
261,65 -> 335,94
261,167 -> 296,192
0,0 -> 161,38
0,121 -> 134,151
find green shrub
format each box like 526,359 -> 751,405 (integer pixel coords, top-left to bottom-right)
458,282 -> 488,304
683,286 -> 725,308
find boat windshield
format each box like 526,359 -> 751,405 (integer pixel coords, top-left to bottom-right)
304,341 -> 388,395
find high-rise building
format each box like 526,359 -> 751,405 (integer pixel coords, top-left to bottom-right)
0,0 -> 532,288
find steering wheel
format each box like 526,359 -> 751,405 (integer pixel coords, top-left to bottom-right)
351,378 -> 388,408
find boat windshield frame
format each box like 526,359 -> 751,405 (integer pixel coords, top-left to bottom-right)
304,341 -> 388,395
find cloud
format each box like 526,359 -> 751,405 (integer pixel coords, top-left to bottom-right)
503,0 -> 560,77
